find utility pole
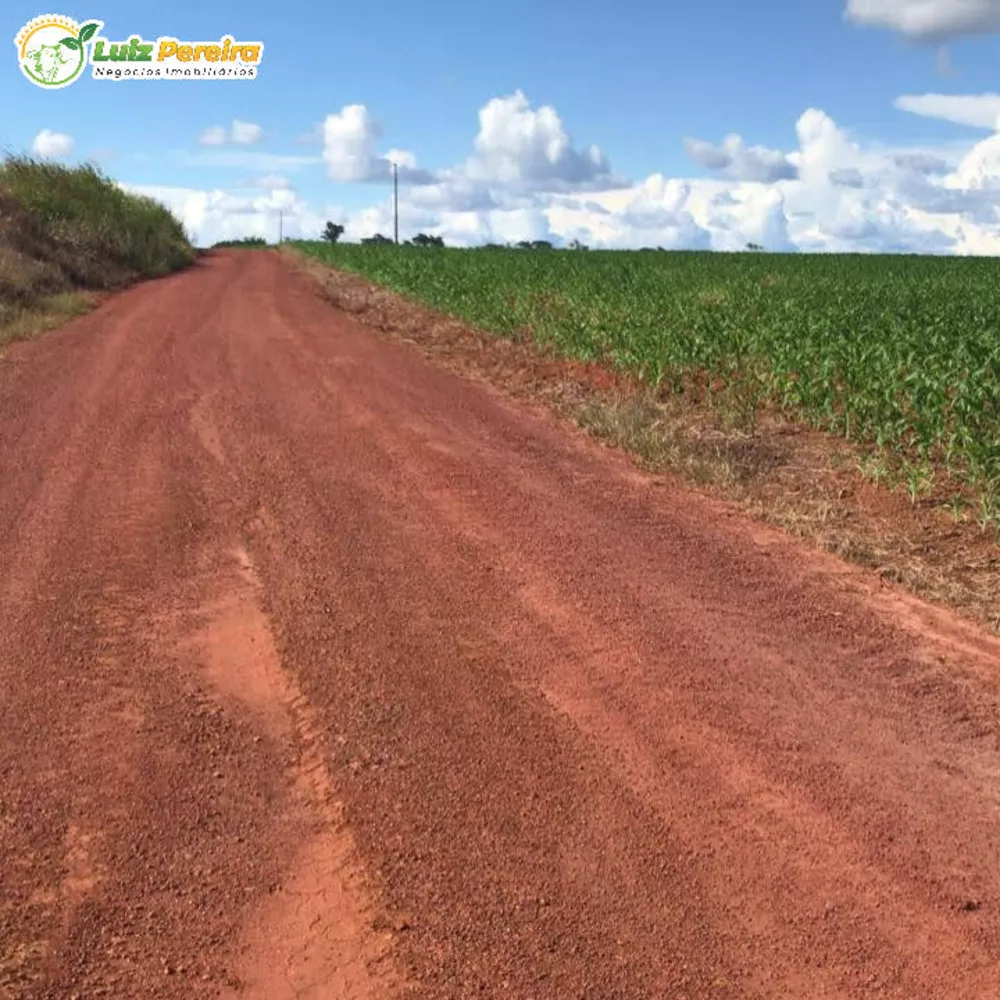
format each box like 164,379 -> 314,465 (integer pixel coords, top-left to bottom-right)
278,209 -> 283,245
393,161 -> 399,244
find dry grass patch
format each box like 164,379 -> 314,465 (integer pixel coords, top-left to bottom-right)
0,292 -> 96,353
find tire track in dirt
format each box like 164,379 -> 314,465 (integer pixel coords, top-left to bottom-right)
176,542 -> 396,1000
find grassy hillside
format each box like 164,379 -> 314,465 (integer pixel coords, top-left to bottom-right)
0,156 -> 194,341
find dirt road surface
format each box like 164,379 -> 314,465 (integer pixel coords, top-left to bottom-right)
3,250 -> 1000,999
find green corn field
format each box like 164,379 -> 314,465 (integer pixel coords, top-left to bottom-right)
295,242 -> 1000,527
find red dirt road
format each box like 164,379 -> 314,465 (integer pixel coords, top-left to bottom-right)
3,250 -> 1000,999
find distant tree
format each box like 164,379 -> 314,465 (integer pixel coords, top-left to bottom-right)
323,221 -> 345,244
516,239 -> 554,250
746,241 -> 765,251
410,232 -> 445,247
361,233 -> 394,245
568,238 -> 589,251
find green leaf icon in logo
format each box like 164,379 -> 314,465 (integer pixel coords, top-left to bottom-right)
59,36 -> 81,50
78,21 -> 99,42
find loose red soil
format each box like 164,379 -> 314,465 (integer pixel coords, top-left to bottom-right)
2,250 -> 1000,999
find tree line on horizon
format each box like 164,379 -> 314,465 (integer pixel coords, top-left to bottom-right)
209,220 -> 770,253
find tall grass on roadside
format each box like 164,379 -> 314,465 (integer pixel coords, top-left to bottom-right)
0,155 -> 194,335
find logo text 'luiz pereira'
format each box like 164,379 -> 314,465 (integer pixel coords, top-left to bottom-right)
15,14 -> 263,88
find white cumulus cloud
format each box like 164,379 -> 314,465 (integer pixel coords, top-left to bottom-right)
318,93 -> 623,194
845,0 -> 1000,41
199,119 -> 264,146
829,167 -> 866,188
547,105 -> 1000,255
124,180 -> 317,247
892,151 -> 951,174
31,129 -> 73,159
132,91 -> 1000,257
684,134 -> 798,182
895,93 -> 1000,129
320,105 -> 430,184
385,148 -> 417,169
230,119 -> 264,144
946,131 -> 1000,189
322,105 -> 381,181
326,98 -> 1000,254
464,91 -> 622,191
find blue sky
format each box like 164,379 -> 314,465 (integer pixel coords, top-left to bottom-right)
6,0 -> 1000,251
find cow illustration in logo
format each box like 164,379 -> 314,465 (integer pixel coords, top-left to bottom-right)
15,15 -> 102,89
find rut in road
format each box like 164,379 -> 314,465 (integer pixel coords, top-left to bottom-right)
2,249 -> 1000,999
